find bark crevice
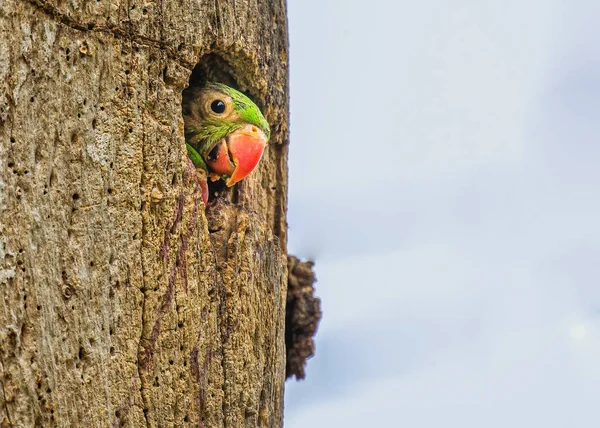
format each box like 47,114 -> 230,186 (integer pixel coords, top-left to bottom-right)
0,355 -> 12,426
25,0 -> 160,48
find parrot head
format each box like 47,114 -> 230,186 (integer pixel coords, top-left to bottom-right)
183,82 -> 270,187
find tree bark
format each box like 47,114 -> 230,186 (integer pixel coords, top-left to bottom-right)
0,0 -> 289,426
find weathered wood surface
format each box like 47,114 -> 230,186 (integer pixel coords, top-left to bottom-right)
285,256 -> 320,381
0,0 -> 289,426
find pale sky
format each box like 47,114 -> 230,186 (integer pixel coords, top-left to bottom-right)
285,1 -> 600,427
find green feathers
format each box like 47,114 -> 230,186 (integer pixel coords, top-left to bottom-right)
182,82 -> 270,167
205,82 -> 271,140
186,143 -> 207,170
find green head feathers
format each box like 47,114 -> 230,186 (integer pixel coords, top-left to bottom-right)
183,82 -> 270,158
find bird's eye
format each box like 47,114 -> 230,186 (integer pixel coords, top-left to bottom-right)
211,100 -> 226,114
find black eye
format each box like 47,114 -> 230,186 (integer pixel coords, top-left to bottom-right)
211,100 -> 226,114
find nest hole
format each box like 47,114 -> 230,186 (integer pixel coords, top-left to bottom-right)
181,53 -> 266,204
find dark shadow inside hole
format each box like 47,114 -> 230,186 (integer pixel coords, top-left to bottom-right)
186,54 -> 238,89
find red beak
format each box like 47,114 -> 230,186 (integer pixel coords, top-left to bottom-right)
205,124 -> 268,187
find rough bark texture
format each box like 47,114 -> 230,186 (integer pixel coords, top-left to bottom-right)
285,257 -> 320,380
0,0 -> 289,426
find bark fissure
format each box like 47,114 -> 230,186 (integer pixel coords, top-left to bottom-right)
24,0 -> 159,49
137,65 -> 151,428
0,355 -> 12,426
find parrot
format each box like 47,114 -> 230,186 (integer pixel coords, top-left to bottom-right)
182,82 -> 270,205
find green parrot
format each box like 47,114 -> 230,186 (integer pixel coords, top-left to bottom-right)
182,82 -> 271,204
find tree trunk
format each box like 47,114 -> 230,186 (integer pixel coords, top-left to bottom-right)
0,0 -> 290,426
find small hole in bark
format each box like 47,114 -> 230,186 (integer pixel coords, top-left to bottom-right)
89,261 -> 94,267
184,415 -> 189,422
107,188 -> 113,194
142,8 -> 147,14
110,347 -> 115,355
66,48 -> 70,55
10,137 -> 15,143
37,305 -> 41,310
171,174 -> 177,185
78,346 -> 84,359
72,193 -> 80,200
92,118 -> 97,129
183,361 -> 187,367
115,410 -> 121,418
77,113 -> 81,118
178,321 -> 184,328
109,327 -> 114,335
169,359 -> 174,365
30,97 -> 34,102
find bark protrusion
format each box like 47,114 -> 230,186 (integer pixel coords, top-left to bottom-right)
285,256 -> 321,380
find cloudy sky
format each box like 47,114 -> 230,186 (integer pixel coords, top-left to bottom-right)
284,1 -> 600,427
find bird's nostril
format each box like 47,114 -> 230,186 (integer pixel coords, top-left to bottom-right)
251,126 -> 258,133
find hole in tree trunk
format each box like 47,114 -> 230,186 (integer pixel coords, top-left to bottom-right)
181,52 -> 268,205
